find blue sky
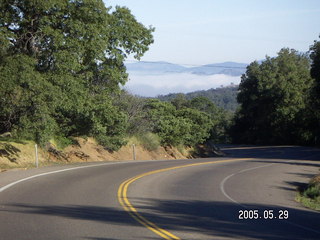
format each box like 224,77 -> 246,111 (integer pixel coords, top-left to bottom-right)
105,0 -> 320,65
104,0 -> 320,96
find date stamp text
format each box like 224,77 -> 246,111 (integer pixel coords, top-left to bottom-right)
238,209 -> 289,220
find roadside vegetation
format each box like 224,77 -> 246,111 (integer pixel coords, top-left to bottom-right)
296,175 -> 320,211
113,90 -> 231,148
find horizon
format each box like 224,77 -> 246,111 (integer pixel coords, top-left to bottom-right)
125,59 -> 250,67
124,60 -> 245,97
105,0 -> 320,96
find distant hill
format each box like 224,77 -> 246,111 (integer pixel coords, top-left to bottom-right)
185,62 -> 247,76
158,85 -> 239,112
126,61 -> 186,75
126,61 -> 247,76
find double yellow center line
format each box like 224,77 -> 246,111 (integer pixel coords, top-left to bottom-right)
117,158 -> 252,239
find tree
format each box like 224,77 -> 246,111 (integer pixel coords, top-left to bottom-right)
190,96 -> 230,143
158,86 -> 239,112
232,48 -> 313,144
309,36 -> 320,145
143,99 -> 176,145
170,94 -> 190,110
112,90 -> 152,135
176,108 -> 213,146
0,54 -> 60,143
143,99 -> 213,146
0,0 -> 154,149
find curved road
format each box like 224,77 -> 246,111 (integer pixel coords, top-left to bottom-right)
0,146 -> 320,239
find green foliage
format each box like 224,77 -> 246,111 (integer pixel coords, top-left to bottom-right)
190,96 -> 220,114
158,86 -> 239,112
309,36 -> 320,145
86,95 -> 128,151
189,96 -> 231,142
176,108 -> 213,145
170,94 -> 190,110
136,132 -> 161,151
310,37 -> 320,83
113,91 -> 222,148
143,99 -> 214,146
0,54 -> 59,145
0,0 -> 154,149
303,183 -> 320,199
144,99 -> 184,146
112,90 -> 152,135
52,135 -> 75,150
231,48 -> 313,145
297,177 -> 320,211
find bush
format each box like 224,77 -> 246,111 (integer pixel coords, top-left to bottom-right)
143,99 -> 214,147
296,176 -> 320,210
52,136 -> 75,150
136,132 -> 160,151
96,134 -> 128,152
303,182 -> 320,199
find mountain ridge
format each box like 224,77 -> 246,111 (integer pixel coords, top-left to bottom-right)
125,61 -> 248,76
157,85 -> 239,112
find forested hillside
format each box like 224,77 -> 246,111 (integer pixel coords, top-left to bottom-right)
158,85 -> 239,112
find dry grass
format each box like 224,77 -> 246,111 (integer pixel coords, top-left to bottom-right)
0,137 -> 192,171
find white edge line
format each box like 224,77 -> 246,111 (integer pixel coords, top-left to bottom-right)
220,162 -> 320,235
219,163 -> 275,207
0,162 -> 111,193
220,174 -> 246,208
0,159 -> 166,193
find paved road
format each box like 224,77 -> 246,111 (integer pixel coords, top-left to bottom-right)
0,146 -> 320,239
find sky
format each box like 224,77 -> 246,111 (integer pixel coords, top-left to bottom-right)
105,0 -> 320,65
104,0 -> 320,96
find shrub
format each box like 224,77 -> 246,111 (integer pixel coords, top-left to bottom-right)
137,132 -> 161,151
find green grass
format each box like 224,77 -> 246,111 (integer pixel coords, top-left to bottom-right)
50,136 -> 77,150
296,177 -> 320,211
0,136 -> 27,144
136,132 -> 161,151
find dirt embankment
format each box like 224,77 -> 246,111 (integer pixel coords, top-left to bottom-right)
0,137 -> 195,171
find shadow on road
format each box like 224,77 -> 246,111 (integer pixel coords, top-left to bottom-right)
218,145 -> 320,161
132,198 -> 320,240
247,159 -> 320,193
2,203 -> 137,226
3,199 -> 319,240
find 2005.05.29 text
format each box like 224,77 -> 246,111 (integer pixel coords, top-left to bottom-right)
239,210 -> 289,220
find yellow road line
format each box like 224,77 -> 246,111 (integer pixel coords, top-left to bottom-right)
117,158 -> 252,239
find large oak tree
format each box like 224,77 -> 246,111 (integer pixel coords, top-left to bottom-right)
0,0 -> 154,149
232,48 -> 313,144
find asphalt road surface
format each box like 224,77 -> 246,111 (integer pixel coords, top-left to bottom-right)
1,145 -> 320,240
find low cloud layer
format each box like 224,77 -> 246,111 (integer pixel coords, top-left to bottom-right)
124,72 -> 241,97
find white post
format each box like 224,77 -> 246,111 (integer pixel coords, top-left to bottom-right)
132,144 -> 136,161
35,144 -> 39,168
